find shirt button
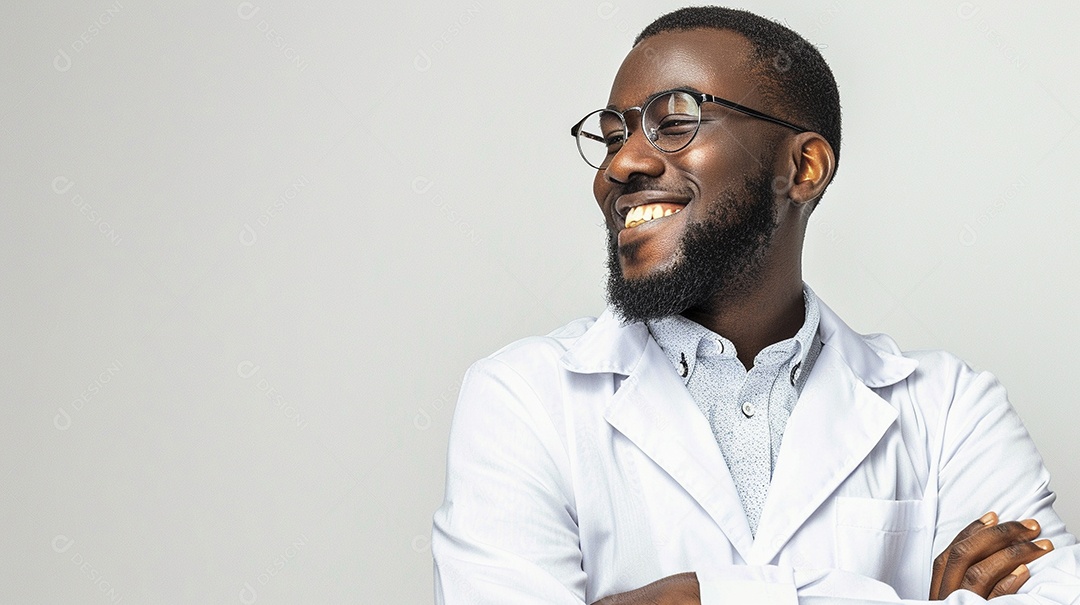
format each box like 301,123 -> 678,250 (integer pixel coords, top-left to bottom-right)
742,402 -> 755,417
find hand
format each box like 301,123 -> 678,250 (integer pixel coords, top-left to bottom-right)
590,572 -> 700,605
930,512 -> 1054,600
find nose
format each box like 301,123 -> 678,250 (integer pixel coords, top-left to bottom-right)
602,124 -> 665,184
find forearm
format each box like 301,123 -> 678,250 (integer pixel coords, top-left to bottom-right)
591,553 -> 1080,605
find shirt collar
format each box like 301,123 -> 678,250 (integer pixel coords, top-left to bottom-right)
644,284 -> 821,385
557,292 -> 917,388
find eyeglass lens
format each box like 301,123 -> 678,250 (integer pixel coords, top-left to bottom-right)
574,90 -> 702,169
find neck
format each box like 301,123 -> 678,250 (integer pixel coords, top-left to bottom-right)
680,271 -> 805,370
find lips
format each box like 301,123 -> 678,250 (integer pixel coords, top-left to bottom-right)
612,190 -> 690,232
614,191 -> 691,221
611,191 -> 691,251
624,202 -> 685,228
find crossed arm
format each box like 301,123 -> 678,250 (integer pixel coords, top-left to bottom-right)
432,357 -> 1079,604
594,513 -> 1055,604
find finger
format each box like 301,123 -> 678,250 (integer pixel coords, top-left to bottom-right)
937,519 -> 1041,597
950,513 -> 999,546
939,520 -> 1039,594
988,564 -> 1029,599
931,513 -> 998,598
959,539 -> 1054,597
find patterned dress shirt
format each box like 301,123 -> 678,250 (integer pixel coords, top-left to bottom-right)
644,285 -> 822,536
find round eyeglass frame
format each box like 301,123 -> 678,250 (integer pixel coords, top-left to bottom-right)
570,87 -> 810,170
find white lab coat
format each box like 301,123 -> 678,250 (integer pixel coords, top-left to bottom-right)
432,298 -> 1080,604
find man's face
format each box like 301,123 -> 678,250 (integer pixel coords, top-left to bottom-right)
594,29 -> 784,322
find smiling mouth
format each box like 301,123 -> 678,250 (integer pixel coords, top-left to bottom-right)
624,202 -> 686,229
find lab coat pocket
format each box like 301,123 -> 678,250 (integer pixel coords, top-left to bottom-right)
835,497 -> 925,588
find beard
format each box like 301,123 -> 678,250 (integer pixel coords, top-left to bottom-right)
604,169 -> 779,324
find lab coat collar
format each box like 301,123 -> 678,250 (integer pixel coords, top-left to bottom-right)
559,298 -> 918,389
815,300 -> 919,388
557,296 -> 920,562
558,306 -> 651,376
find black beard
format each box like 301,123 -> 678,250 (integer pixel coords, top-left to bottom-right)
604,170 -> 779,324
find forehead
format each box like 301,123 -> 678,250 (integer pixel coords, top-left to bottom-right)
608,28 -> 760,109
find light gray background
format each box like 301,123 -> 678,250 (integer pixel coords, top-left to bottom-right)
2,1 -> 1078,603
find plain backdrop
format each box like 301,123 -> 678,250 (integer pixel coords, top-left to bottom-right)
3,1 -> 1079,603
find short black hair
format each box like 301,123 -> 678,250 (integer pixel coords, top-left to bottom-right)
636,6 -> 842,178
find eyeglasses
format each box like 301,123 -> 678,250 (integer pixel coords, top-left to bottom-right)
570,88 -> 809,170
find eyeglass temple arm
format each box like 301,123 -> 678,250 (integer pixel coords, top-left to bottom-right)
570,124 -> 607,143
701,94 -> 809,133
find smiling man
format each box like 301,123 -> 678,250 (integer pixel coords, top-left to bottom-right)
432,7 -> 1080,604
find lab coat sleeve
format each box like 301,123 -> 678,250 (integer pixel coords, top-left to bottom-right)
432,357 -> 588,604
921,358 -> 1080,602
701,355 -> 1080,604
692,566 -> 905,604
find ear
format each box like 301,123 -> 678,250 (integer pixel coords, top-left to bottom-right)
779,133 -> 835,207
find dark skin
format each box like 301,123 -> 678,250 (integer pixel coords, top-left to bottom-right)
589,28 -> 1053,603
929,513 -> 1054,599
594,29 -> 819,369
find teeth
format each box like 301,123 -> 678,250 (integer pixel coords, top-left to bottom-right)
624,204 -> 682,228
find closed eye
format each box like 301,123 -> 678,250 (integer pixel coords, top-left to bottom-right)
603,133 -> 625,147
656,114 -> 698,134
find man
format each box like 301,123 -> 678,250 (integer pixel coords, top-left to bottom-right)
432,7 -> 1080,604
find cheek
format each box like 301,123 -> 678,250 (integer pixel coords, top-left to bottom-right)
592,171 -> 609,207
678,148 -> 723,186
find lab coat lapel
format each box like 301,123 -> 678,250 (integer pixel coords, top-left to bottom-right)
601,335 -> 756,559
558,301 -> 918,564
749,301 -> 918,563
